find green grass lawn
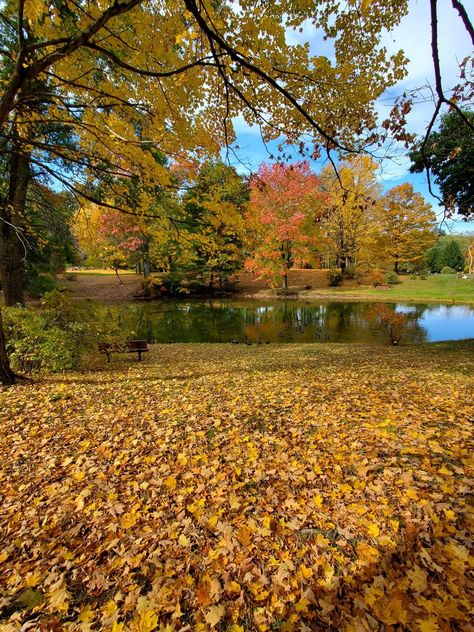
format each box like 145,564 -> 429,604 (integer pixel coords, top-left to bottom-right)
359,274 -> 474,302
304,274 -> 474,304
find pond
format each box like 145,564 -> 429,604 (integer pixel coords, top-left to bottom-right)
95,300 -> 474,344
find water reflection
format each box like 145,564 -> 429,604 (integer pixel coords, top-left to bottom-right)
90,300 -> 474,344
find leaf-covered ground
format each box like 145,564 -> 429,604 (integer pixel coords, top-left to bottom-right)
0,342 -> 473,632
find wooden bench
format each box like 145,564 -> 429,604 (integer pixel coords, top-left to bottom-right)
99,340 -> 149,362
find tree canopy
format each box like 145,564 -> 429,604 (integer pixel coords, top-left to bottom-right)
409,109 -> 474,220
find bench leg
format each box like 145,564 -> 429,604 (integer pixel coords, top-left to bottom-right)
137,350 -> 142,361
107,353 -> 111,363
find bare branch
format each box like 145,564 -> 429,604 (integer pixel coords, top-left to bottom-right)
451,0 -> 474,45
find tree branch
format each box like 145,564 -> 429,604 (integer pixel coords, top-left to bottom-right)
84,42 -> 218,78
451,0 -> 474,45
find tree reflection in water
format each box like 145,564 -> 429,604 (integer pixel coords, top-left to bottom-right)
91,300 -> 473,344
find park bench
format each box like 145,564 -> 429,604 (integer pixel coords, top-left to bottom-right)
99,340 -> 149,362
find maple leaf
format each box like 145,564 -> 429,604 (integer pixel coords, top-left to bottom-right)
204,605 -> 225,627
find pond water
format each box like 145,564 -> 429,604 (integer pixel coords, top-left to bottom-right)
95,300 -> 474,344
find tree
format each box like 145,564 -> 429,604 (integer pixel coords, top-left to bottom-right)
409,109 -> 474,219
443,239 -> 465,271
246,162 -> 326,290
183,161 -> 249,289
320,156 -> 382,271
374,184 -> 437,273
427,246 -> 445,273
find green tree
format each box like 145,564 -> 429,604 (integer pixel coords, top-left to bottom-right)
427,246 -> 445,273
443,240 -> 465,271
183,161 -> 249,289
409,109 -> 474,220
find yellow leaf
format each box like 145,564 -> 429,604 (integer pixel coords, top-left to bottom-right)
164,476 -> 177,490
130,608 -> 158,632
314,494 -> 323,508
204,605 -> 225,627
120,511 -> 138,529
295,597 -> 310,613
78,605 -> 95,622
408,566 -> 428,592
229,493 -> 240,510
178,533 -> 190,546
226,581 -> 241,595
49,584 -> 71,612
418,617 -> 439,632
367,523 -> 380,537
24,572 -> 41,587
102,599 -> 118,619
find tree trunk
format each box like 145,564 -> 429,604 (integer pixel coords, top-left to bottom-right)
114,266 -> 124,285
394,259 -> 399,274
282,272 -> 288,290
0,144 -> 30,306
0,306 -> 15,385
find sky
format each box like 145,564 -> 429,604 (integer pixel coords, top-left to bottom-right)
226,0 -> 473,233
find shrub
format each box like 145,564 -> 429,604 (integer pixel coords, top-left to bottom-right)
327,269 -> 342,287
384,271 -> 401,285
4,290 -> 123,373
363,270 -> 385,287
4,307 -> 84,372
368,304 -> 408,345
440,266 -> 456,274
342,264 -> 357,279
25,271 -> 57,298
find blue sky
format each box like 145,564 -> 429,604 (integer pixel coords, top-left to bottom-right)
226,0 -> 473,234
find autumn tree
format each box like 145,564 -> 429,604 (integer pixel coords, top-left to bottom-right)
246,162 -> 327,290
182,161 -> 248,289
374,184 -> 437,273
320,156 -> 382,272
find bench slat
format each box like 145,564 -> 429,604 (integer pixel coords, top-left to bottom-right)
99,340 -> 148,361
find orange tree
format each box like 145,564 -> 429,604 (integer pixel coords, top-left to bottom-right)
245,162 -> 327,290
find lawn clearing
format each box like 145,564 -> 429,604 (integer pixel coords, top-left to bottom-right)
0,342 -> 473,631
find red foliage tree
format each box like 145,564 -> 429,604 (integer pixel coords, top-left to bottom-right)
245,162 -> 328,289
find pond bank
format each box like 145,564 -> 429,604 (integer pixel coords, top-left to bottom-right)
59,271 -> 474,305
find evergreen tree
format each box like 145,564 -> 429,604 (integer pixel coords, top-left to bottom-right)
443,240 -> 465,271
427,247 -> 445,273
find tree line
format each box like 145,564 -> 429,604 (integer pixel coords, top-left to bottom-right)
71,155 -> 447,293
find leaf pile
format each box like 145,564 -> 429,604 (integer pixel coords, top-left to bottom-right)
0,342 -> 473,631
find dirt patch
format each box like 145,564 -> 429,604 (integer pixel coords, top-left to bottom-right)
233,269 -> 331,293
60,272 -> 143,302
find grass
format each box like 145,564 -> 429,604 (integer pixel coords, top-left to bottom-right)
1,341 -> 473,630
65,268 -> 137,276
357,274 -> 474,303
291,274 -> 474,304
